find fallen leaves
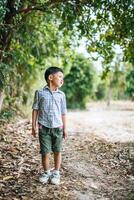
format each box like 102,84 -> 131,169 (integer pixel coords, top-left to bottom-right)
0,117 -> 134,200
3,176 -> 14,181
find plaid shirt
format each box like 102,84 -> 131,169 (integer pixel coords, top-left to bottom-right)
32,85 -> 67,128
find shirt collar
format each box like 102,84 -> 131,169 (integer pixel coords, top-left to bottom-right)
43,85 -> 59,93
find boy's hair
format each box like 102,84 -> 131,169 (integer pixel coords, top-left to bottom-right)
44,66 -> 63,82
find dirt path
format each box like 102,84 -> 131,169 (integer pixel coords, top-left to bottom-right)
68,101 -> 134,143
0,101 -> 134,200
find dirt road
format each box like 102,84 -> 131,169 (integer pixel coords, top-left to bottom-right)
1,101 -> 134,200
68,101 -> 134,143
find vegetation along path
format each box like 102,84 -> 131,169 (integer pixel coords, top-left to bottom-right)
1,102 -> 134,200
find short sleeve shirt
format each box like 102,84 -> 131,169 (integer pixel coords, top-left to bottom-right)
32,86 -> 67,128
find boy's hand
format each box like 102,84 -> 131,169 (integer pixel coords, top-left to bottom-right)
63,128 -> 68,140
32,125 -> 37,138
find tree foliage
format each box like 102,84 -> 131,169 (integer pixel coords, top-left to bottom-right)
95,58 -> 130,102
126,67 -> 134,99
0,2 -> 73,106
1,0 -> 134,62
95,82 -> 107,100
0,0 -> 134,109
62,54 -> 96,109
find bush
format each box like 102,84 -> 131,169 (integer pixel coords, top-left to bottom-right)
62,54 -> 96,109
125,67 -> 134,100
95,82 -> 107,100
0,108 -> 16,124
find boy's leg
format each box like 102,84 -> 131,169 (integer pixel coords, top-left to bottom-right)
39,126 -> 52,184
50,128 -> 63,185
42,153 -> 50,171
54,152 -> 61,170
52,127 -> 63,171
52,128 -> 63,170
51,152 -> 61,185
39,126 -> 52,171
39,153 -> 51,184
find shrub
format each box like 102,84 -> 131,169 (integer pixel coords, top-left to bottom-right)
62,54 -> 96,109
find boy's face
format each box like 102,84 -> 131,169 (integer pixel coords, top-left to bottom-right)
49,71 -> 64,88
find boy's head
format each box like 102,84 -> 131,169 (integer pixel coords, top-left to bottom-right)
44,66 -> 64,88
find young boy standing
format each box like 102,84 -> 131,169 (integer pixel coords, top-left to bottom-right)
32,66 -> 67,185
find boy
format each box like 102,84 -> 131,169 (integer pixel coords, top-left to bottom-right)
32,66 -> 67,185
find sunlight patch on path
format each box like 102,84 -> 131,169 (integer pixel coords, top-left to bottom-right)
67,107 -> 134,142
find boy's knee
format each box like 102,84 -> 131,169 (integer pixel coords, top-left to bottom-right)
42,153 -> 50,158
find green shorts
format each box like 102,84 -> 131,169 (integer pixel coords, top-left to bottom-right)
38,124 -> 63,155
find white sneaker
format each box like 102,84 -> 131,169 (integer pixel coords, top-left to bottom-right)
50,171 -> 60,185
39,171 -> 51,184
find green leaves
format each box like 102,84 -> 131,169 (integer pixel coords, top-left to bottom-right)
126,67 -> 134,99
0,0 -> 134,109
62,54 -> 96,109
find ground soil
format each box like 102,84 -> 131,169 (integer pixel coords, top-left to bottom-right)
0,101 -> 134,200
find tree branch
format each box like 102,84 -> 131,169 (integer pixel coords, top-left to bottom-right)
16,0 -> 69,15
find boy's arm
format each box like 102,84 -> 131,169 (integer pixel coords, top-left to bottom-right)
62,114 -> 67,139
32,109 -> 38,137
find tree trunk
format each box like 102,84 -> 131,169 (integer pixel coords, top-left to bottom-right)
107,87 -> 112,107
0,91 -> 4,110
